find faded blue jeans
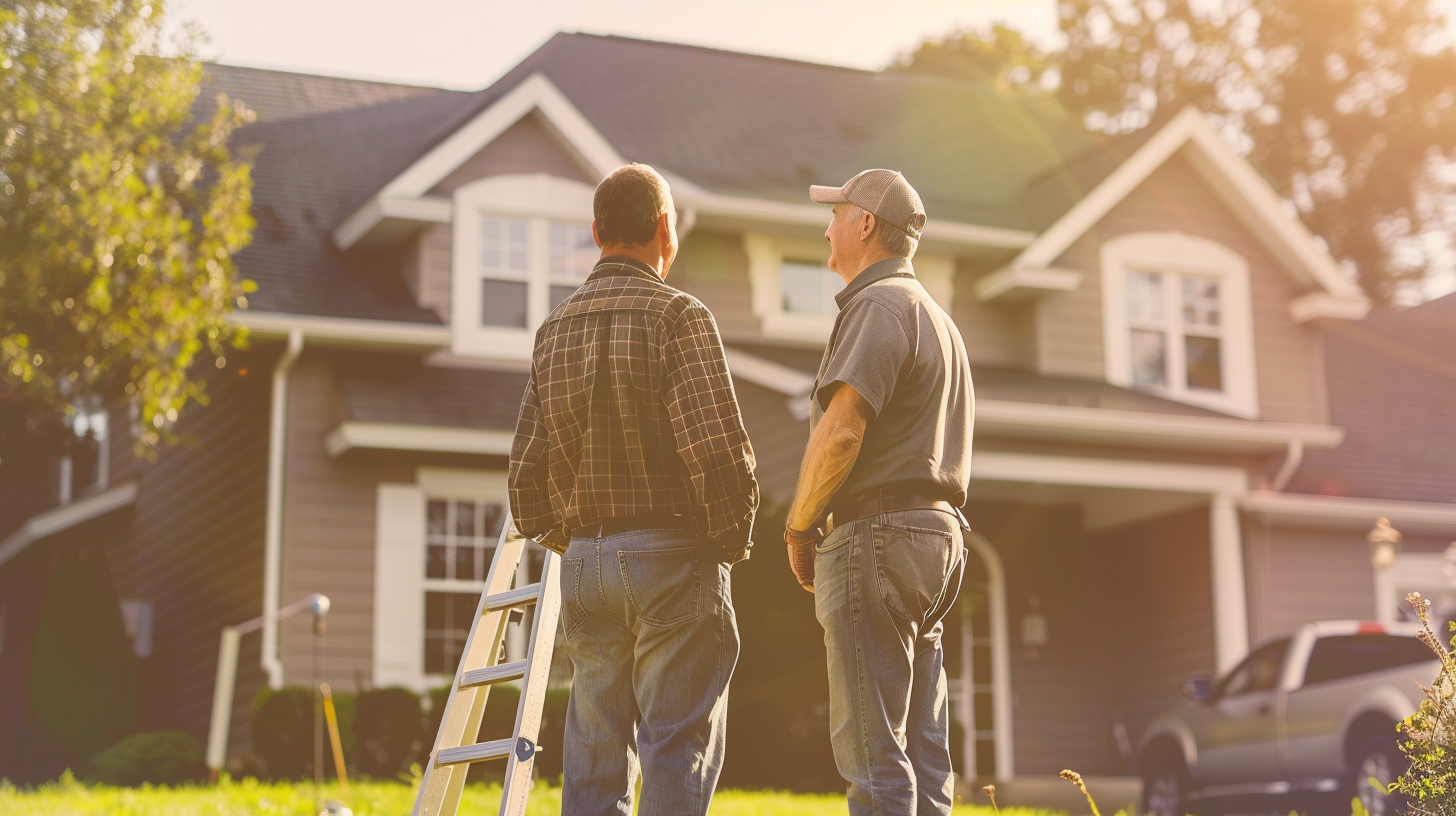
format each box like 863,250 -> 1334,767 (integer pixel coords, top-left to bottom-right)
815,508 -> 966,816
558,528 -> 739,816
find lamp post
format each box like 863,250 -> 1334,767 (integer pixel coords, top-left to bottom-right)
1368,517 -> 1401,625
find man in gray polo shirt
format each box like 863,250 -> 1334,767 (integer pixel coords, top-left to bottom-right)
784,169 -> 974,816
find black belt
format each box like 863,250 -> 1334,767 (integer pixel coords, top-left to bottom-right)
571,516 -> 692,539
828,492 -> 962,528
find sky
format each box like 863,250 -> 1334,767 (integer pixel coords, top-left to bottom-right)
172,0 -> 1065,89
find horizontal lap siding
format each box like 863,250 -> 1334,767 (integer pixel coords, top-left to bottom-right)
953,260 -> 1035,368
427,112 -> 597,197
278,353 -> 420,692
1041,153 -> 1327,424
732,380 -> 809,504
115,355 -> 271,748
675,230 -> 760,340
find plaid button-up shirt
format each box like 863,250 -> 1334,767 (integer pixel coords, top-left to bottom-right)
508,256 -> 759,561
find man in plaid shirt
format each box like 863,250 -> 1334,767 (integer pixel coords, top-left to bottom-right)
509,163 -> 758,816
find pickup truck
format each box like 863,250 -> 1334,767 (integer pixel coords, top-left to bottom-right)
1137,620 -> 1439,816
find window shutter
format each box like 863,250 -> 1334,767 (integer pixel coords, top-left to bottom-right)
374,483 -> 425,691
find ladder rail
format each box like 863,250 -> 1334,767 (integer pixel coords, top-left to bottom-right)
412,519 -> 526,816
411,511 -> 563,816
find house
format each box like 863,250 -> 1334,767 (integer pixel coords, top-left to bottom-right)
3,31 -> 1455,792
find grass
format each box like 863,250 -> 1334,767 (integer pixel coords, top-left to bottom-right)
0,774 -> 1067,816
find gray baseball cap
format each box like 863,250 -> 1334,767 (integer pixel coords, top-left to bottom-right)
809,169 -> 927,239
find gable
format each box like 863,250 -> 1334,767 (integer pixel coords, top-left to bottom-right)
1035,152 -> 1329,424
427,110 -> 598,196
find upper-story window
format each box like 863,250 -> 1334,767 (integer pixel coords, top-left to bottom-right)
453,174 -> 597,359
745,233 -> 954,343
1101,232 -> 1258,418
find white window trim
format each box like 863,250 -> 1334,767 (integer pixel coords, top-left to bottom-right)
744,232 -> 955,344
373,469 -> 512,693
1101,231 -> 1259,419
451,173 -> 596,361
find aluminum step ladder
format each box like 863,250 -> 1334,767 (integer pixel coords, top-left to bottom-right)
412,512 -> 561,816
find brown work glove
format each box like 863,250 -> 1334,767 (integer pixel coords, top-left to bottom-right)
784,525 -> 822,593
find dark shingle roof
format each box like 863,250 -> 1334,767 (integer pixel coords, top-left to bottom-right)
1287,293 -> 1456,504
200,65 -> 469,322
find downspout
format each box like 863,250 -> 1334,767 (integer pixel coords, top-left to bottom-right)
262,328 -> 304,688
1270,439 -> 1305,492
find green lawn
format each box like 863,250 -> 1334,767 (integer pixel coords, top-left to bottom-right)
0,775 -> 1067,816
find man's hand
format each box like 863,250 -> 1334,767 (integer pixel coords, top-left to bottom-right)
785,525 -> 821,592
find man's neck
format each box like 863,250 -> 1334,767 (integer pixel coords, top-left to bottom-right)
840,249 -> 902,286
599,244 -> 666,279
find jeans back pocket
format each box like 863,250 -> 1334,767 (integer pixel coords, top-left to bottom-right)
873,524 -> 955,624
560,557 -> 589,639
617,546 -> 702,627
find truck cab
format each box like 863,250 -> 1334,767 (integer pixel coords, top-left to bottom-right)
1138,621 -> 1439,816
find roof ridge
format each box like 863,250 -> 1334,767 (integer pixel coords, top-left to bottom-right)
203,61 -> 464,94
551,30 -> 878,77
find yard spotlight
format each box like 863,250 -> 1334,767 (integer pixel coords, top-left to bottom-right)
206,592 -> 331,780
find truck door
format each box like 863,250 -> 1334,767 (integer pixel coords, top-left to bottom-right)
1187,638 -> 1290,789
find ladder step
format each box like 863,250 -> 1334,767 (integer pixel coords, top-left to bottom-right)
437,738 -> 513,766
460,660 -> 527,688
483,583 -> 542,612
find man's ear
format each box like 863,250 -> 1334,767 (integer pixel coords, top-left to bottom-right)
656,211 -> 674,247
860,212 -> 877,242
591,220 -> 603,248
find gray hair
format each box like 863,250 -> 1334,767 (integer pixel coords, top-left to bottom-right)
846,204 -> 918,259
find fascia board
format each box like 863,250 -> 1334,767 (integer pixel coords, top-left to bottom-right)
1240,491 -> 1456,534
973,450 -> 1249,494
684,190 -> 1035,251
976,399 -> 1344,452
975,266 -> 1083,302
0,482 -> 139,569
325,422 -> 514,457
723,347 -> 815,396
230,312 -> 451,349
333,196 -> 453,250
1289,291 -> 1372,323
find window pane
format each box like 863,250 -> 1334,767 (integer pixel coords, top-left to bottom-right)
1303,634 -> 1439,686
481,279 -> 528,328
454,546 -> 476,582
1127,271 -> 1165,323
482,503 -> 505,538
1185,335 -> 1224,391
1129,329 -> 1168,386
426,544 -> 448,579
481,216 -> 530,273
454,501 -> 477,538
549,222 -> 596,280
781,260 -> 842,316
549,284 -> 577,311
1219,639 -> 1290,697
1183,277 -> 1221,327
426,500 -> 448,540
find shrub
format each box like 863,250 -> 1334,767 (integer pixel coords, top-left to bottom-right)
354,687 -> 425,779
1395,592 -> 1456,816
86,730 -> 206,786
250,686 -> 354,780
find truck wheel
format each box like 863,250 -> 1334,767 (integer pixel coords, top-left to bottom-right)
1349,735 -> 1406,816
1141,754 -> 1190,816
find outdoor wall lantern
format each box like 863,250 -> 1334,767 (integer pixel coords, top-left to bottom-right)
1368,516 -> 1402,569
1021,593 -> 1048,658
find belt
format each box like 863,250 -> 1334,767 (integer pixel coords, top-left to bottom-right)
571,515 -> 692,539
828,492 -> 959,528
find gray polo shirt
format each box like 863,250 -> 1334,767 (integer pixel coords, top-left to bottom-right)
809,256 -> 975,507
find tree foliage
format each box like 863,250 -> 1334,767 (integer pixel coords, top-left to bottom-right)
902,0 -> 1456,304
0,0 -> 255,453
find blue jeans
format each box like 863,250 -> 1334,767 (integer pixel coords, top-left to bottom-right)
815,508 -> 966,816
558,528 -> 739,816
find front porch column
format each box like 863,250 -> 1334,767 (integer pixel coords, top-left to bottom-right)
1210,493 -> 1250,673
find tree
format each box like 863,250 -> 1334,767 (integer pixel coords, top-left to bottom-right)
902,0 -> 1456,304
0,0 -> 255,454
894,24 -> 1058,94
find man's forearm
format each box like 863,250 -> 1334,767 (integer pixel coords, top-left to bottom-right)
787,414 -> 864,532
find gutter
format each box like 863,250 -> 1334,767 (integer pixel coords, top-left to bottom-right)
261,327 -> 304,689
1269,439 -> 1305,491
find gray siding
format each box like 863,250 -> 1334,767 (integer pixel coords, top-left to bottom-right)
953,260 -> 1036,369
673,230 -> 761,341
277,352 -> 419,691
1041,153 -> 1328,424
733,380 -> 809,503
109,351 -> 272,748
409,223 -> 452,321
427,111 -> 597,196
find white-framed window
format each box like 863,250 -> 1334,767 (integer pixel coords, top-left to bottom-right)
59,404 -> 108,504
374,469 -> 544,692
1101,232 -> 1259,418
744,233 -> 955,343
452,174 -> 597,360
